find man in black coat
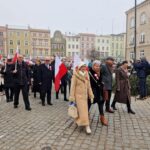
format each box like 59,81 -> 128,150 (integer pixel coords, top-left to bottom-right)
3,58 -> 14,102
39,57 -> 54,106
101,57 -> 114,113
13,55 -> 31,111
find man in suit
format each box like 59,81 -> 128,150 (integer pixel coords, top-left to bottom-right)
39,57 -> 54,106
101,57 -> 114,113
13,55 -> 31,111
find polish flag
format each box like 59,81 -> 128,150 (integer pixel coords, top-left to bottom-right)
0,54 -> 2,60
12,46 -> 19,63
55,56 -> 68,92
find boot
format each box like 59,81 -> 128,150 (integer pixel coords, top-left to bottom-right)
100,115 -> 108,126
85,126 -> 91,134
111,101 -> 117,110
127,101 -> 135,115
128,109 -> 135,114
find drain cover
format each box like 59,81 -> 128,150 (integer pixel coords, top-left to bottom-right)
41,146 -> 51,150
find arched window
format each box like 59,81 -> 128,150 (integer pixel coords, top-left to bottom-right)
130,17 -> 135,28
140,12 -> 146,24
140,32 -> 145,43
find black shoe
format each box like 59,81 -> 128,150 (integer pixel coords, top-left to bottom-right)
42,103 -> 45,106
56,97 -> 59,99
106,108 -> 114,113
6,99 -> 10,103
14,105 -> 18,108
64,99 -> 69,102
9,99 -> 13,102
128,109 -> 135,114
26,107 -> 32,111
48,102 -> 53,105
111,105 -> 117,110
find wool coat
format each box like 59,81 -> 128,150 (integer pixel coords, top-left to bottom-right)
114,67 -> 131,104
69,69 -> 94,126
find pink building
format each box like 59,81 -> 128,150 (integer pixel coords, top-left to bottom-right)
79,33 -> 95,58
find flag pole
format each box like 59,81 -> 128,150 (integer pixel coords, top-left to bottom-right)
15,45 -> 19,71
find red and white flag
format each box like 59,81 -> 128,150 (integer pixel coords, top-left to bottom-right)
12,46 -> 19,63
55,56 -> 67,92
0,54 -> 2,60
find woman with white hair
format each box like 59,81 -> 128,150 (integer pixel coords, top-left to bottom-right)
88,60 -> 108,126
69,61 -> 94,134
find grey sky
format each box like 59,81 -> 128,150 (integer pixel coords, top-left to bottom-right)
0,0 -> 144,35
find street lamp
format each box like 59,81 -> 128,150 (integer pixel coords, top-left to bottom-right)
134,0 -> 137,60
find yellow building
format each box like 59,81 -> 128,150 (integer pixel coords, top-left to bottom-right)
6,25 -> 31,57
29,28 -> 51,58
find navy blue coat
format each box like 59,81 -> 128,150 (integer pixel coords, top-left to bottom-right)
133,60 -> 149,78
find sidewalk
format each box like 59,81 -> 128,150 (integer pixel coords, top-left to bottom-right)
0,93 -> 150,150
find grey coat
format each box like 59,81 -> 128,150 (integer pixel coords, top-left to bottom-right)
100,64 -> 113,90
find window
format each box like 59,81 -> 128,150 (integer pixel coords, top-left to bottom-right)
17,32 -> 20,36
112,43 -> 114,49
10,49 -> 13,54
45,49 -> 48,55
39,33 -> 42,37
130,35 -> 134,45
140,50 -> 144,57
24,32 -> 28,37
102,39 -> 104,43
44,40 -> 48,46
0,40 -> 3,46
130,17 -> 135,28
39,40 -> 42,46
107,40 -> 109,43
76,38 -> 78,42
116,43 -> 118,49
140,33 -> 145,43
72,45 -> 75,49
45,33 -> 48,38
106,47 -> 109,51
0,32 -> 3,36
25,49 -> 28,55
10,40 -> 13,45
98,39 -> 100,43
39,49 -> 42,56
68,52 -> 71,56
140,13 -> 146,24
17,40 -> 21,45
68,44 -> 71,49
130,52 -> 134,59
33,33 -> 36,37
25,41 -> 28,46
76,45 -> 78,49
102,47 -> 104,51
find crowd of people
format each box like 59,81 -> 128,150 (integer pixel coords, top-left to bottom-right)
1,54 -> 150,134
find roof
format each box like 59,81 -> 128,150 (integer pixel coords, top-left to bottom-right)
126,0 -> 149,14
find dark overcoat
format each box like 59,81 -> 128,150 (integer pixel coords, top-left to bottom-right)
114,67 -> 131,104
89,68 -> 104,103
32,64 -> 41,92
3,64 -> 14,88
39,64 -> 54,92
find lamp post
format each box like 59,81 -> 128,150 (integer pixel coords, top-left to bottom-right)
134,0 -> 137,60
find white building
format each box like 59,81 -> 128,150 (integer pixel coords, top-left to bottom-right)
65,35 -> 80,57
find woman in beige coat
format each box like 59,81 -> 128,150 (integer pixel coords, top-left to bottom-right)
69,62 -> 94,134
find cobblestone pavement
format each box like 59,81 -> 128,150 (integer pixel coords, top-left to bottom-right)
0,91 -> 150,150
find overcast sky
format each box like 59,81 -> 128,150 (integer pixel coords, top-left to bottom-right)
0,0 -> 144,35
